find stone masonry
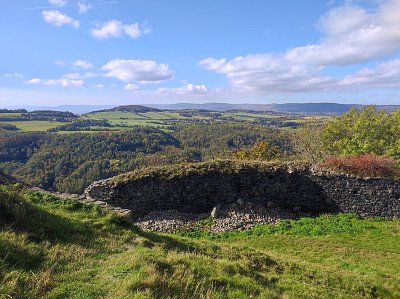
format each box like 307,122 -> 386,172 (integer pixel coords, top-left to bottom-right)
84,161 -> 400,221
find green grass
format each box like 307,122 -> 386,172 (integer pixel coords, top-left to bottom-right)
85,111 -> 172,130
0,113 -> 22,117
2,121 -> 65,131
53,130 -> 117,135
87,111 -> 148,120
1,184 -> 399,298
85,110 -> 321,129
141,111 -> 170,119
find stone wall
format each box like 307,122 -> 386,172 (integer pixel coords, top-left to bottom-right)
84,161 -> 400,220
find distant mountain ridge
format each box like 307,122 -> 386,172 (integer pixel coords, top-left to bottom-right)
5,102 -> 400,115
148,103 -> 400,114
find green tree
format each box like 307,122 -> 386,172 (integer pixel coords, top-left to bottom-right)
321,106 -> 397,157
291,123 -> 326,163
387,109 -> 400,160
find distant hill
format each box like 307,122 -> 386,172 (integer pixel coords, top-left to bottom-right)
148,102 -> 400,114
6,105 -> 116,114
92,105 -> 161,113
54,105 -> 116,114
5,102 -> 400,115
0,110 -> 78,122
147,103 -> 237,111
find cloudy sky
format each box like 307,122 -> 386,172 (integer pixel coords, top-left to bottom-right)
1,0 -> 400,106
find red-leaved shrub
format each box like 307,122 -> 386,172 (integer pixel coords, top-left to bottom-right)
322,154 -> 400,179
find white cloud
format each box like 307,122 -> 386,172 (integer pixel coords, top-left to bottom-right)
62,72 -> 97,79
286,0 -> 400,65
199,54 -> 334,93
200,0 -> 400,94
55,60 -> 65,66
42,10 -> 80,28
78,1 -> 92,13
71,60 -> 93,69
102,59 -> 173,83
5,73 -> 25,79
25,78 -> 84,87
125,83 -> 140,91
93,84 -> 104,88
90,20 -> 151,40
318,5 -> 369,36
198,58 -> 227,71
49,0 -> 67,7
158,83 -> 209,95
122,23 -> 142,39
200,54 -> 400,93
340,59 -> 400,88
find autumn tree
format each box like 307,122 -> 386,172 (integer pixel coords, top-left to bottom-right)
291,122 -> 326,163
235,141 -> 281,161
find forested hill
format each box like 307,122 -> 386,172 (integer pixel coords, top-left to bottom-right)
0,128 -> 180,193
0,123 -> 285,193
87,105 -> 161,114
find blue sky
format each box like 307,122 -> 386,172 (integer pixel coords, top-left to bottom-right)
1,0 -> 400,106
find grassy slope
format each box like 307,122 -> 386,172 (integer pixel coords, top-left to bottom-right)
1,185 -> 399,299
2,121 -> 64,132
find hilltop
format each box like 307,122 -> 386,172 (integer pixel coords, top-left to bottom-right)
86,105 -> 161,114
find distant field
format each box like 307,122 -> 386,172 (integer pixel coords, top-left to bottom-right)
87,111 -> 148,120
54,130 -> 117,135
222,111 -> 280,119
142,111 -> 170,119
0,110 -> 329,134
0,112 -> 22,117
86,111 -> 180,130
3,121 -> 64,131
85,110 -> 310,128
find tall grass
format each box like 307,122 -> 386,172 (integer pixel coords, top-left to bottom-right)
0,186 -> 399,298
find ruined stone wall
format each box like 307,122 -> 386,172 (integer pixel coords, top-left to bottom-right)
84,161 -> 400,220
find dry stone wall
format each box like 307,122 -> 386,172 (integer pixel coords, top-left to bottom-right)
84,161 -> 400,220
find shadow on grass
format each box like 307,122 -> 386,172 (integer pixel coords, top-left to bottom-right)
0,237 -> 45,271
130,226 -> 283,296
24,204 -> 99,246
0,193 -> 102,251
133,228 -> 198,253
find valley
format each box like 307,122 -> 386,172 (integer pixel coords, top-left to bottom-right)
2,0 -> 400,297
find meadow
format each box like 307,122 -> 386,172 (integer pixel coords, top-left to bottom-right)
1,185 -> 399,298
2,121 -> 64,132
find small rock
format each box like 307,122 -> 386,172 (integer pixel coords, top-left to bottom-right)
236,198 -> 244,206
211,206 -> 219,218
